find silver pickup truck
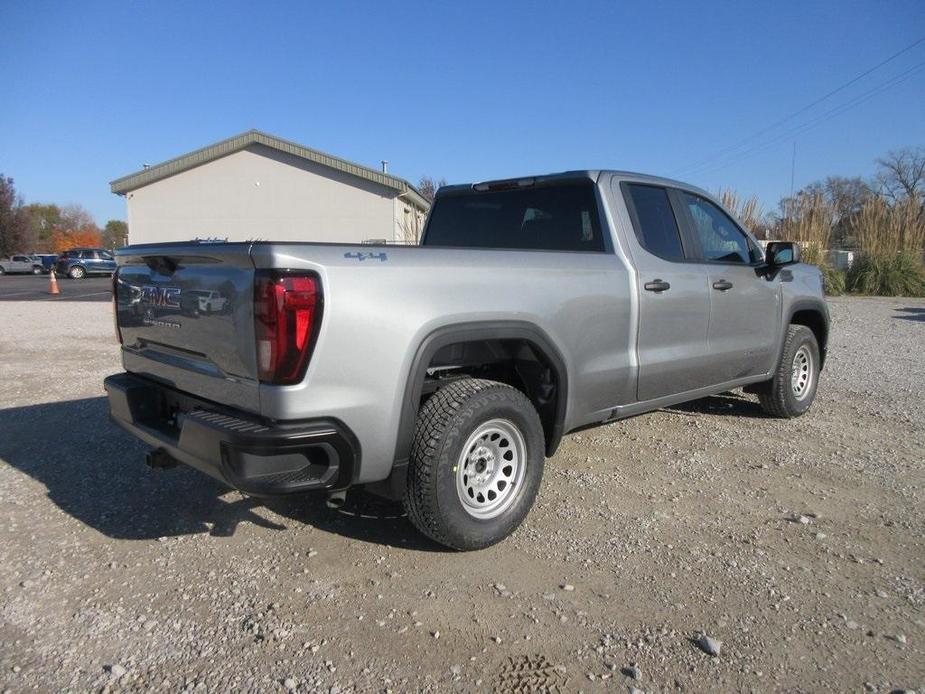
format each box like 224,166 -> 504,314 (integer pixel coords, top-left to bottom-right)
104,171 -> 829,550
0,255 -> 44,275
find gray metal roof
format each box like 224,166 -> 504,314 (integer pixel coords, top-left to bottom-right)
110,129 -> 429,210
438,170 -> 710,199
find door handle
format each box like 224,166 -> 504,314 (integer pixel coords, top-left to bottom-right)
712,279 -> 734,291
644,279 -> 671,293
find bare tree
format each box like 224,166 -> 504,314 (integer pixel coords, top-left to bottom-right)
801,176 -> 874,248
0,175 -> 32,256
417,176 -> 447,203
876,146 -> 925,204
59,203 -> 97,232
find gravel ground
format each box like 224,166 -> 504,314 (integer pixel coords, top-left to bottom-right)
1,297 -> 923,693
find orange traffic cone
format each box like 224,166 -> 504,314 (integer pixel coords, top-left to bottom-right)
48,269 -> 60,295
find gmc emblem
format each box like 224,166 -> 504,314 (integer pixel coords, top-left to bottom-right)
140,285 -> 181,309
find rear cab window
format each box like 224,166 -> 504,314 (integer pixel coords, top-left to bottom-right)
422,181 -> 606,252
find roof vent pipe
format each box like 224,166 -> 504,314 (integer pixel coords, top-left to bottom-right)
381,160 -> 388,174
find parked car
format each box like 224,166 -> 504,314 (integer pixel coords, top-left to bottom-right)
0,255 -> 44,275
56,248 -> 117,279
104,170 -> 829,550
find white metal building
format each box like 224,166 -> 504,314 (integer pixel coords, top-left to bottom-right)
110,130 -> 430,246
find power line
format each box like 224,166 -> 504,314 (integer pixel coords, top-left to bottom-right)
673,34 -> 925,176
681,58 -> 925,179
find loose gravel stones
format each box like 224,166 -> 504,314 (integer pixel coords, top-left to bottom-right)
1,296 -> 923,692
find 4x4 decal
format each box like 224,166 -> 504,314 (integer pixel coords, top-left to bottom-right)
344,251 -> 388,262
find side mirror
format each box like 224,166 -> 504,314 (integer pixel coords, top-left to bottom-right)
766,241 -> 800,266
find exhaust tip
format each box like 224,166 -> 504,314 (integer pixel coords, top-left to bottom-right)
325,490 -> 347,509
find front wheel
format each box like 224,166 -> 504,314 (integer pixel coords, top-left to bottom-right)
757,325 -> 820,418
404,378 -> 545,550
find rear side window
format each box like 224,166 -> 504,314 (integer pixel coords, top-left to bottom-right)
423,183 -> 605,252
624,184 -> 685,261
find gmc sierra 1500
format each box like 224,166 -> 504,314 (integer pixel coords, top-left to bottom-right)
104,170 -> 828,550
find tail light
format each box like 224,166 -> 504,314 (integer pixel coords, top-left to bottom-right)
254,271 -> 323,384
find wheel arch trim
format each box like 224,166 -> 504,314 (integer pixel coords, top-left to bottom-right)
784,299 -> 830,368
393,321 -> 570,470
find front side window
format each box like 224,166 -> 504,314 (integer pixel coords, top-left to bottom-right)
624,184 -> 685,261
682,193 -> 759,264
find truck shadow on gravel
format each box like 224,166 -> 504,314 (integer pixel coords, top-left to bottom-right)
893,306 -> 925,322
663,391 -> 768,418
0,396 -> 437,550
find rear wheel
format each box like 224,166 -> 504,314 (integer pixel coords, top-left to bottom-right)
68,266 -> 86,279
404,378 -> 545,550
0,267 -> 5,275
32,265 -> 43,275
757,324 -> 820,418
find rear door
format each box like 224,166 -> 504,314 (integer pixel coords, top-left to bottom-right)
619,182 -> 714,401
677,192 -> 780,382
115,243 -> 260,412
79,250 -> 99,272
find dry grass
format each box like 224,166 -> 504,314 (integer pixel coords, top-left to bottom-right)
717,188 -> 763,234
851,197 -> 925,256
781,192 -> 834,266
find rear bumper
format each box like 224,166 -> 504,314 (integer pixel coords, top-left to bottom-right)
104,372 -> 358,495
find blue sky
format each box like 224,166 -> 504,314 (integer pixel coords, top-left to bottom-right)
1,1 -> 924,225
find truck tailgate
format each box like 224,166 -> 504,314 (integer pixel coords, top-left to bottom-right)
114,243 -> 260,413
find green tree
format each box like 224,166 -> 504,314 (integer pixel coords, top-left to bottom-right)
102,219 -> 128,249
0,175 -> 32,256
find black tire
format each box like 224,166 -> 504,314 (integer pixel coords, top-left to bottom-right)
757,325 -> 820,418
68,265 -> 86,279
404,378 -> 545,550
0,267 -> 5,275
32,265 -> 43,275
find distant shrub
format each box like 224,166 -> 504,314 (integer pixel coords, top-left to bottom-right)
821,266 -> 846,296
846,252 -> 925,297
845,198 -> 925,296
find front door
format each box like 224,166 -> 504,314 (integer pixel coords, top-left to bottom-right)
12,255 -> 31,272
99,250 -> 117,273
678,192 -> 780,382
619,182 -> 715,402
